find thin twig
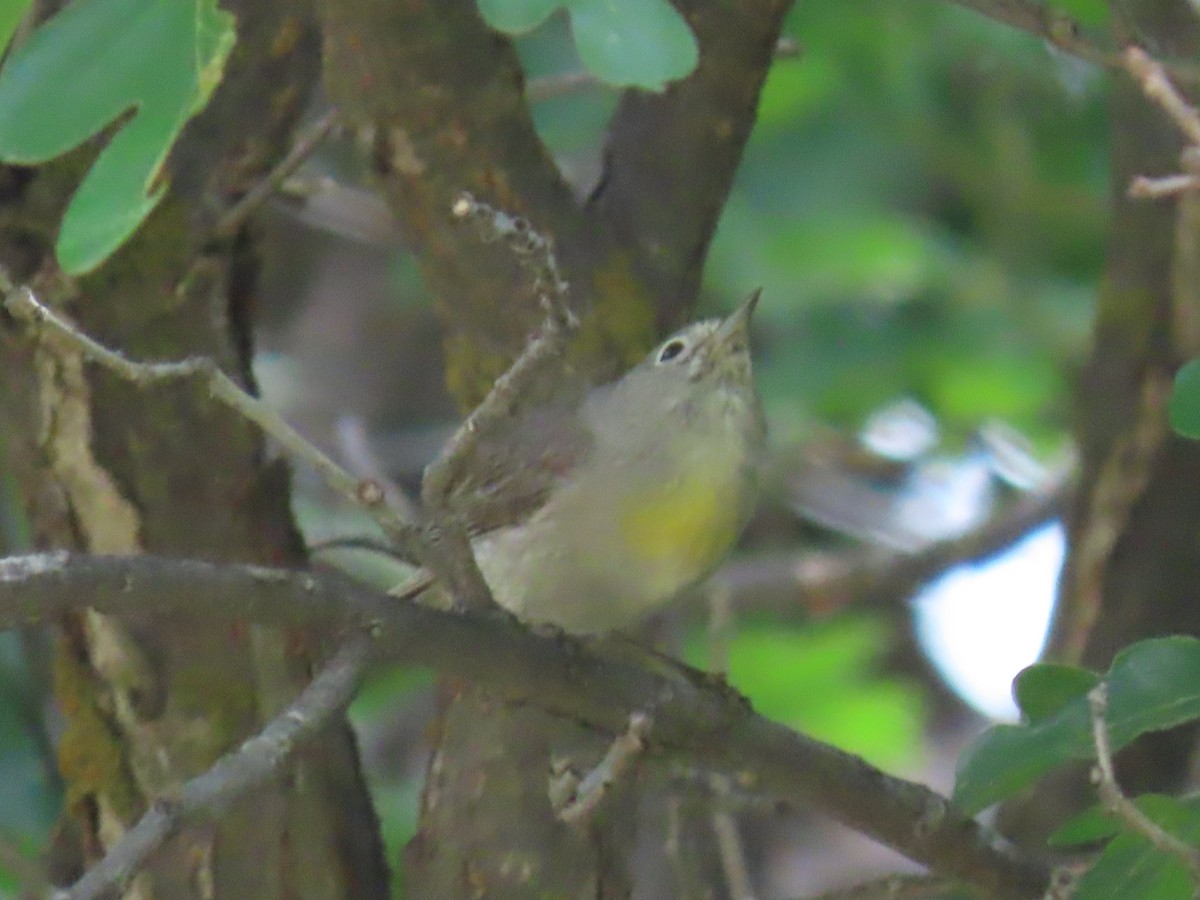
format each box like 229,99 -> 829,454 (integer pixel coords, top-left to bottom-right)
1123,47 -> 1200,147
0,278 -> 423,558
62,632 -> 375,900
447,192 -> 572,312
1128,173 -> 1200,199
414,194 -> 581,612
556,712 -> 653,824
333,414 -> 419,521
210,110 -> 340,239
710,793 -> 757,900
947,0 -> 1200,85
1087,683 -> 1200,886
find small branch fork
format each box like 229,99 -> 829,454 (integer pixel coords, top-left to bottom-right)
1087,684 -> 1200,887
1123,47 -> 1200,199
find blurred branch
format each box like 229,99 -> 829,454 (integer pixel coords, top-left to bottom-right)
0,552 -> 1051,899
718,478 -> 1071,617
1053,371 -> 1171,662
210,109 -> 340,240
945,0 -> 1200,84
525,36 -> 802,103
1128,173 -> 1200,198
64,633 -> 374,900
945,0 -> 1112,66
804,873 -> 963,899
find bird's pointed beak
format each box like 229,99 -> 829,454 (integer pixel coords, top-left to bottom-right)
714,288 -> 761,348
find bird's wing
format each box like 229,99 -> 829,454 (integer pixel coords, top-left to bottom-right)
445,401 -> 595,536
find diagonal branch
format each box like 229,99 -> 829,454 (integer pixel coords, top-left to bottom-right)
944,0 -> 1113,66
944,0 -> 1200,85
0,552 -> 1050,899
718,477 -> 1069,616
589,0 -> 795,326
63,633 -> 375,900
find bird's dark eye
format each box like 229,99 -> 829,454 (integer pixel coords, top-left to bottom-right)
657,338 -> 687,364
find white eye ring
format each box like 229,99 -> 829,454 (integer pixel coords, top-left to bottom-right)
656,337 -> 688,364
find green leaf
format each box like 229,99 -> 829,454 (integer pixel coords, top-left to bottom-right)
955,637 -> 1200,814
0,0 -> 235,273
567,0 -> 698,91
1048,804 -> 1121,847
1073,796 -> 1200,900
476,0 -> 561,33
476,0 -> 697,90
0,0 -> 33,57
1014,663 -> 1099,722
1170,359 -> 1200,439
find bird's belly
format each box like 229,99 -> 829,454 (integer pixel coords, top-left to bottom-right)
473,468 -> 743,633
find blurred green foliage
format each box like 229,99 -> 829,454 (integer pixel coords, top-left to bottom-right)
686,615 -> 924,768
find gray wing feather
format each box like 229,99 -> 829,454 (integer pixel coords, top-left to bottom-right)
445,401 -> 594,536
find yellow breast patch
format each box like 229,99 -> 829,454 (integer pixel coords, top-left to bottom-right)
617,473 -> 741,595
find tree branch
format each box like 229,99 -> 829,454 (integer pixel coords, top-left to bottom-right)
0,277 -> 422,554
589,0 -> 794,326
944,0 -> 1200,85
944,0 -> 1112,66
63,633 -> 374,900
717,478 -> 1069,616
0,552 -> 1050,899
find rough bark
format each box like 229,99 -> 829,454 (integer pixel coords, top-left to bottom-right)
0,1 -> 387,896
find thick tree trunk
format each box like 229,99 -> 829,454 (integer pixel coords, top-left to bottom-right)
0,2 -> 387,896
